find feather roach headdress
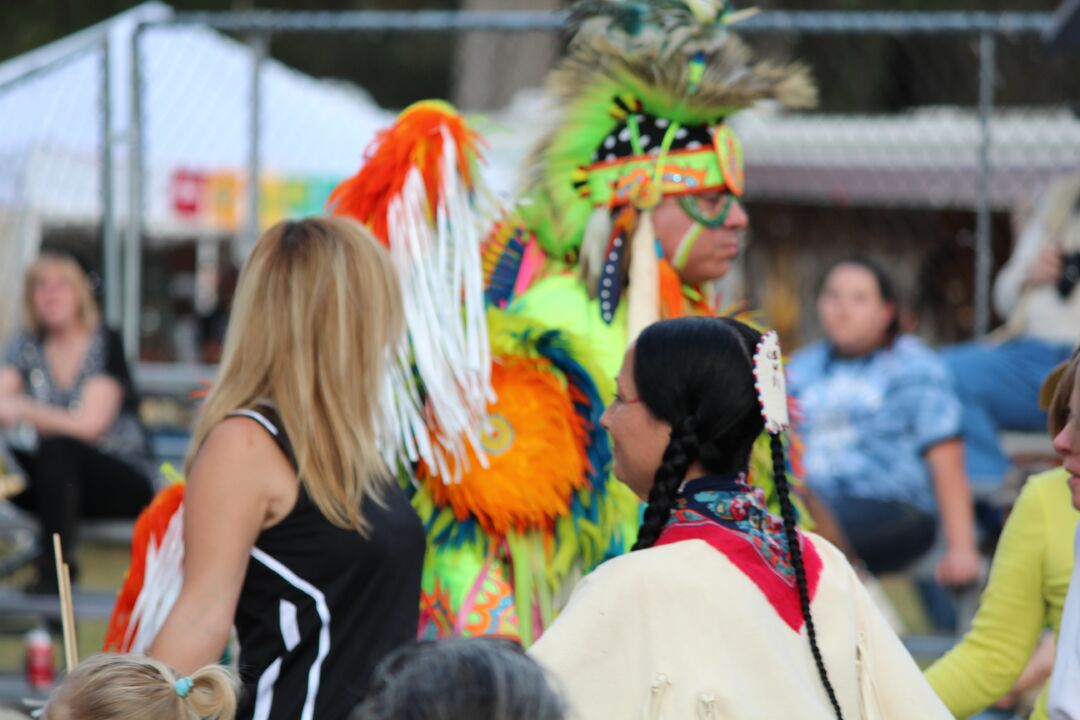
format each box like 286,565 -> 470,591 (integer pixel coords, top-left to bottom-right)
518,0 -> 815,339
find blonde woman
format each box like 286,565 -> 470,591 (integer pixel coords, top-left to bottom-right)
43,653 -> 236,720
0,253 -> 153,593
148,218 -> 425,720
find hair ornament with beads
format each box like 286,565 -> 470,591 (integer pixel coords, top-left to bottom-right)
753,330 -> 789,435
175,677 -> 194,698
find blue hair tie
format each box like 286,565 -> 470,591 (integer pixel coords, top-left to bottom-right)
175,677 -> 194,698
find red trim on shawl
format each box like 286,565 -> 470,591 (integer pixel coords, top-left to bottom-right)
654,521 -> 823,632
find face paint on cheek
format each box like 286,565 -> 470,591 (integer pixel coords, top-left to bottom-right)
672,221 -> 704,272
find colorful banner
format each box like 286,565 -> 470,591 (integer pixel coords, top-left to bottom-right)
169,169 -> 340,232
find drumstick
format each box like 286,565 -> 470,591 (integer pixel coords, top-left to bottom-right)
61,563 -> 77,667
52,534 -> 78,671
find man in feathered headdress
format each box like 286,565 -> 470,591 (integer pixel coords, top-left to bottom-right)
484,0 -> 825,522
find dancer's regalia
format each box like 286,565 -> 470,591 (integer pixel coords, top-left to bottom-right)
324,100 -> 630,644
104,1 -> 819,650
327,0 -> 819,643
479,0 -> 817,528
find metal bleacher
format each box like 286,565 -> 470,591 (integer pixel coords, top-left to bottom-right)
0,394 -> 193,710
0,361 -> 1062,706
0,588 -> 114,622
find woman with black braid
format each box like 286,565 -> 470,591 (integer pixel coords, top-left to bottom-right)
530,317 -> 950,719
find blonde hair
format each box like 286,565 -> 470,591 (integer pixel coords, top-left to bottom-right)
42,654 -> 236,720
185,217 -> 404,532
24,253 -> 100,334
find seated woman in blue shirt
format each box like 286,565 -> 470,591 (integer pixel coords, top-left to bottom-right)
788,257 -> 981,589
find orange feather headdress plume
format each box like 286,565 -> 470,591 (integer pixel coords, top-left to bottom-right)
328,99 -> 484,246
328,100 -> 495,482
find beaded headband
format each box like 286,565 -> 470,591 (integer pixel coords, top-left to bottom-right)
573,109 -> 746,211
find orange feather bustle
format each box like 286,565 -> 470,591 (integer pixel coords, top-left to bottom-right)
102,483 -> 185,652
420,356 -> 588,538
327,100 -> 483,245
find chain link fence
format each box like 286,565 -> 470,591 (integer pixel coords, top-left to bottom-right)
739,17 -> 1080,348
2,9 -> 1077,368
0,35 -> 112,345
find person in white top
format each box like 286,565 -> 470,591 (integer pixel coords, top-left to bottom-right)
1052,527 -> 1080,720
942,174 -> 1080,492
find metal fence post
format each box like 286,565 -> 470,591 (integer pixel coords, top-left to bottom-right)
100,34 -> 120,329
242,32 -> 269,262
974,30 -> 997,339
124,25 -> 145,365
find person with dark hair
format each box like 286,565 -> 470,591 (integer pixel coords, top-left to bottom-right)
351,638 -> 566,720
530,316 -> 949,719
788,258 -> 981,588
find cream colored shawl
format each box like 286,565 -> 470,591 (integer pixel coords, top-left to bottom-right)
531,535 -> 951,719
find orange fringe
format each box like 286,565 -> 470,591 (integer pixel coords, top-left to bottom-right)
658,258 -> 686,319
420,356 -> 588,537
102,483 -> 185,652
327,100 -> 483,245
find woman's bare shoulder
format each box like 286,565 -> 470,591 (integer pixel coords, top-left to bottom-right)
189,416 -> 294,498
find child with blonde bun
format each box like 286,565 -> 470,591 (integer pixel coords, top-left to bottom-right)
42,653 -> 236,720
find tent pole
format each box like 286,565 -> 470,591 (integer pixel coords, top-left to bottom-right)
123,24 -> 144,366
101,33 -> 120,329
242,32 -> 268,262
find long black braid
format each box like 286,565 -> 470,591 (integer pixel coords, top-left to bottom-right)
632,416 -> 699,551
771,433 -> 844,720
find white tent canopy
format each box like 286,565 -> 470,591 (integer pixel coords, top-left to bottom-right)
0,2 -> 399,239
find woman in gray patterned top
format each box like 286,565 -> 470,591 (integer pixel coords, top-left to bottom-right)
0,253 -> 153,593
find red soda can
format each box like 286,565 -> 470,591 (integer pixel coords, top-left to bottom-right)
25,627 -> 54,691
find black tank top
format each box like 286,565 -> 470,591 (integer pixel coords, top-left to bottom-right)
228,406 -> 425,720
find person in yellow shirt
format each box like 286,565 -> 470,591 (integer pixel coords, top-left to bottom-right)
1049,346 -> 1080,719
926,349 -> 1080,719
